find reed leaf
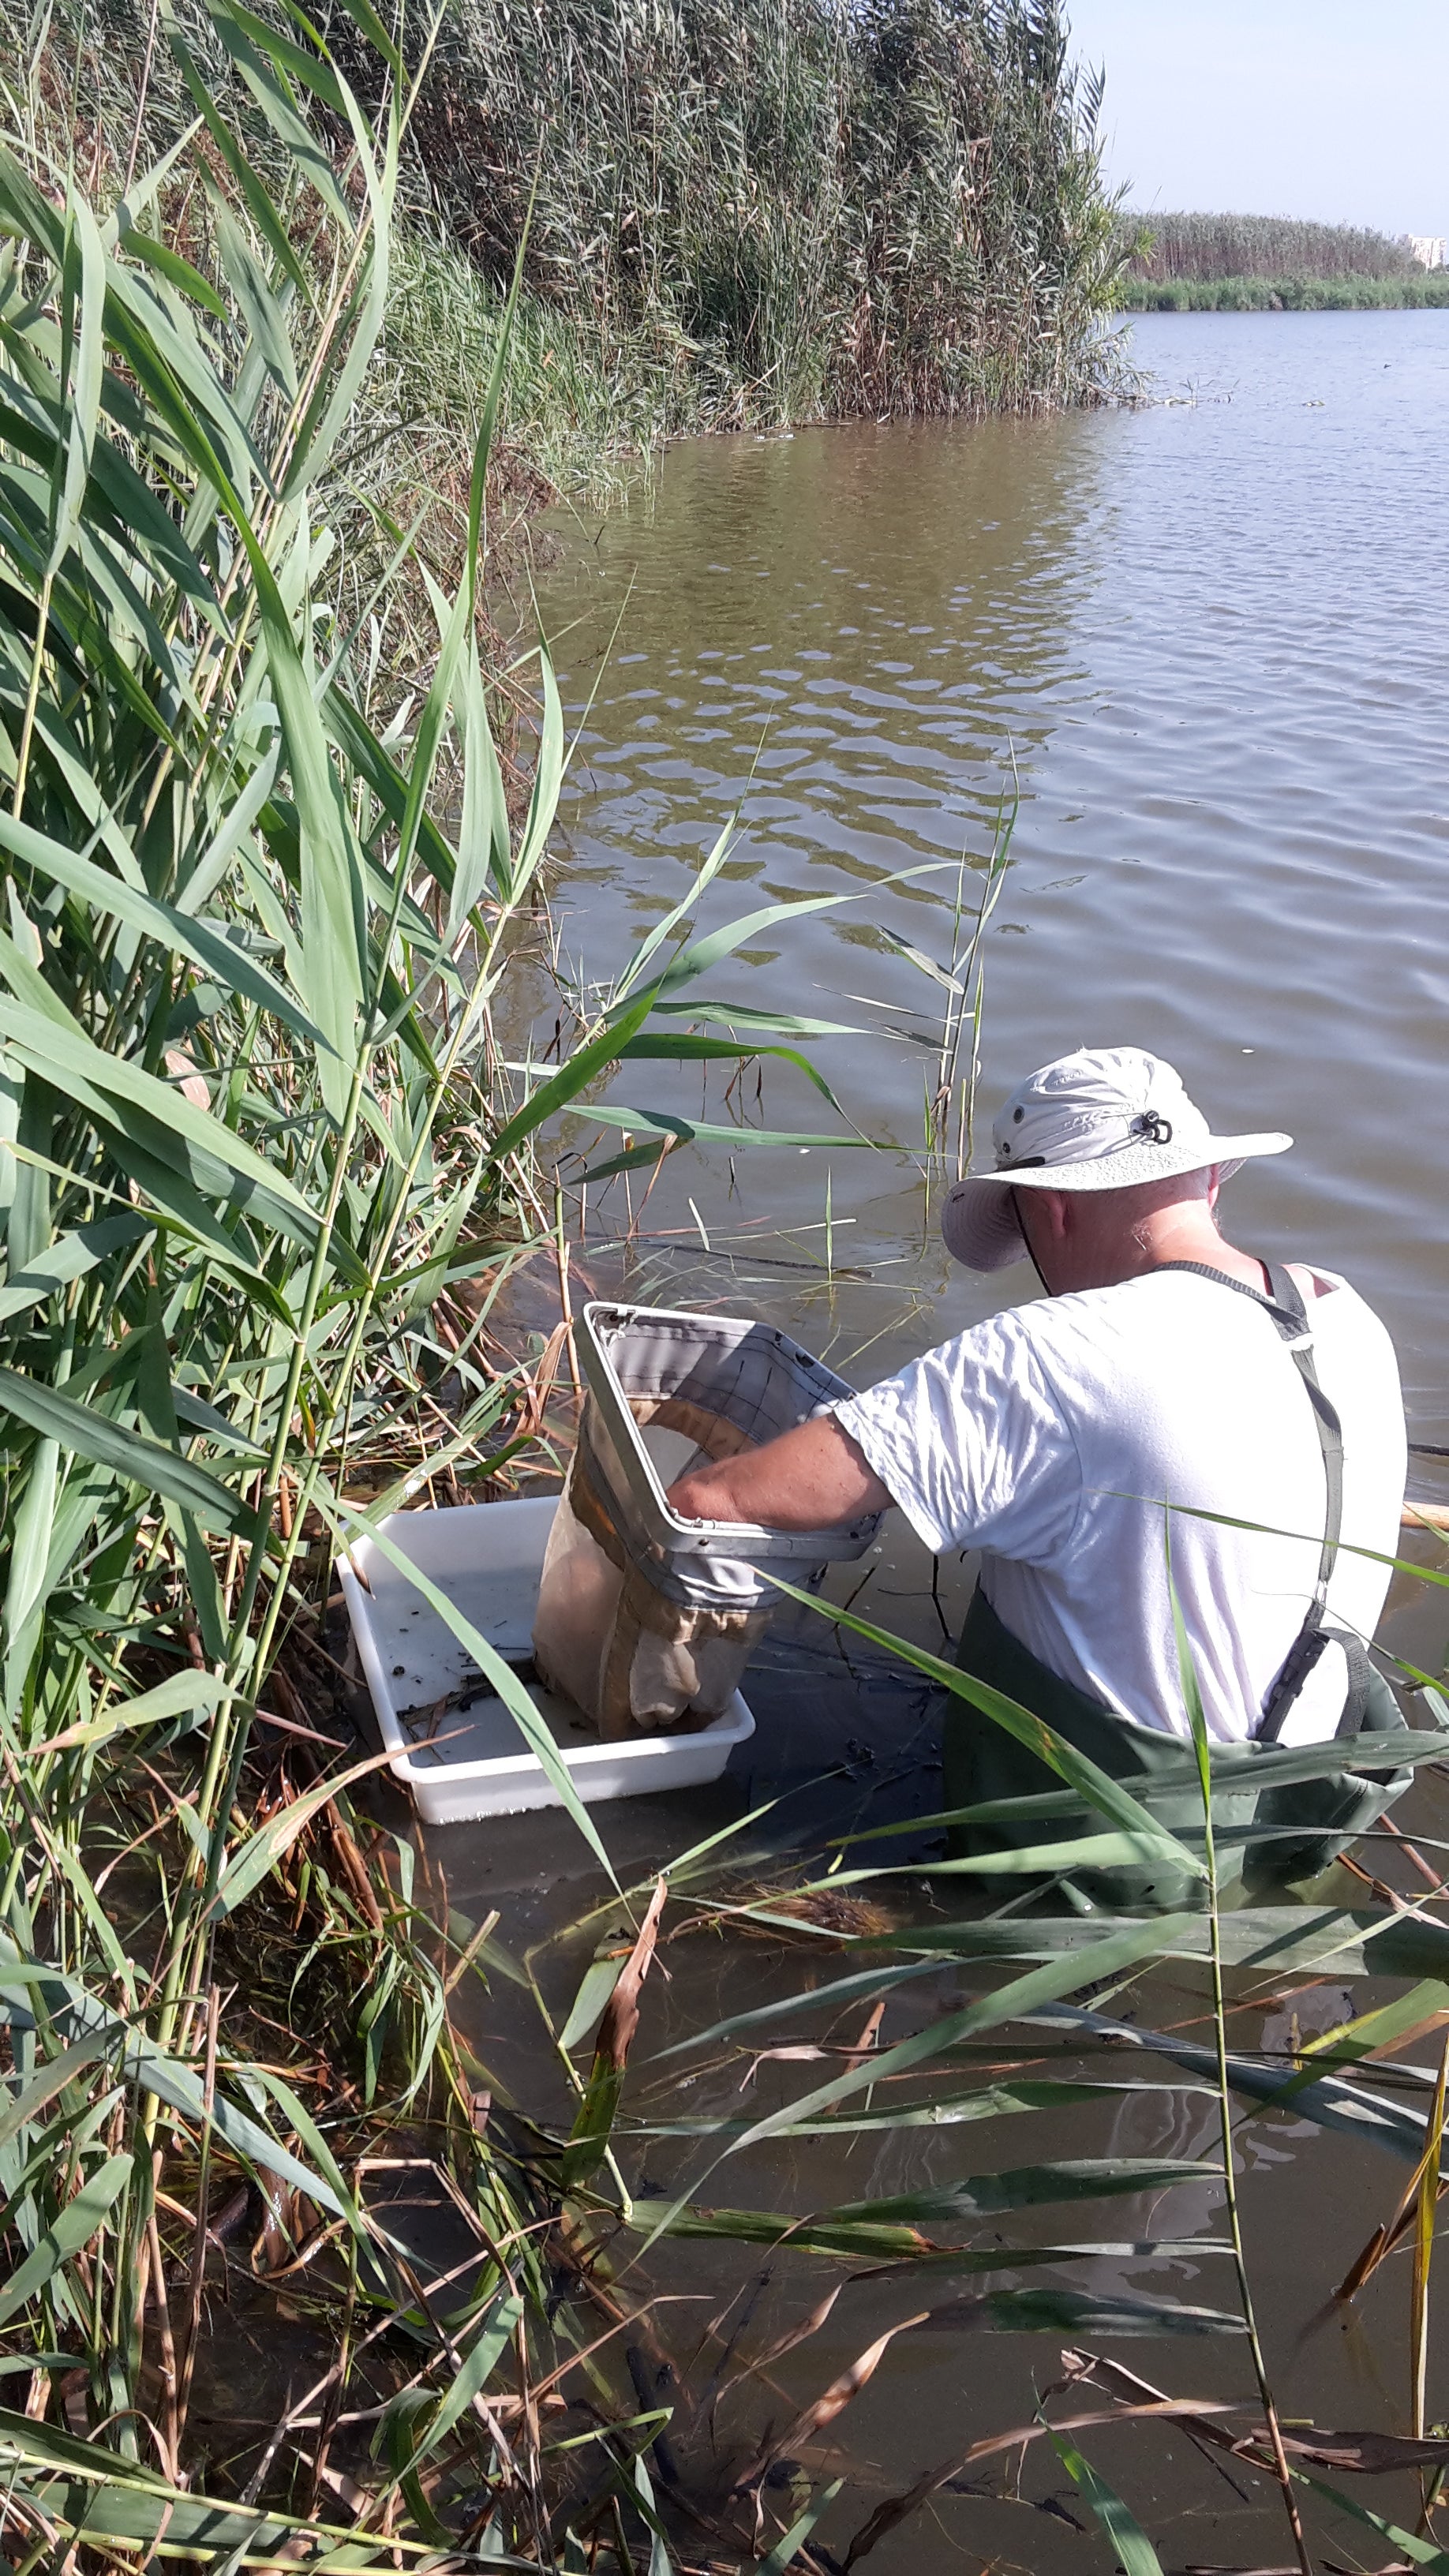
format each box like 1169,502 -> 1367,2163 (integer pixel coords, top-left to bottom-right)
1288,2470 -> 1449,2573
628,2159 -> 1217,2254
883,1907 -> 1449,1982
625,2078 -> 1214,2141
756,2481 -> 844,2574
0,2404 -> 533,2565
1045,2423 -> 1166,2576
0,2151 -> 131,2327
761,1569 -> 1204,1873
0,1367 -> 253,1532
1033,1999 -> 1429,2165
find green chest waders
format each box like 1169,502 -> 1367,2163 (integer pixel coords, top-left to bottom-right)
942,1260 -> 1412,1911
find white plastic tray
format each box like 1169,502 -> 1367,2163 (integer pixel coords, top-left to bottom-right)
339,1497 -> 755,1825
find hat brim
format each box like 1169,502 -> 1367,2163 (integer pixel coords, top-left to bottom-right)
941,1133 -> 1292,1272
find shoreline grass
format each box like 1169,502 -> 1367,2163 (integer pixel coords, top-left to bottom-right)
1121,271 -> 1449,313
0,2 -> 937,2554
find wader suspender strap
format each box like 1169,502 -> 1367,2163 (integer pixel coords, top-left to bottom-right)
1155,1259 -> 1372,1744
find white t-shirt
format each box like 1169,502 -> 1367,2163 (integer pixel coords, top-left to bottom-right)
835,1266 -> 1406,1746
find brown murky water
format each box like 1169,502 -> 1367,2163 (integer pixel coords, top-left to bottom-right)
436,313 -> 1449,2567
529,307 -> 1449,1436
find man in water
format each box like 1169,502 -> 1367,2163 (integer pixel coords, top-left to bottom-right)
667,1046 -> 1410,1901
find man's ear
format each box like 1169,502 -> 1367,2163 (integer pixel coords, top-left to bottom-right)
1042,1189 -> 1073,1242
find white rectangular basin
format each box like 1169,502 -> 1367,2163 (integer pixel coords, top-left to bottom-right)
340,1496 -> 754,1825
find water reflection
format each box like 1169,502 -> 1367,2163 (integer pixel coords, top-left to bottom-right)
448,320 -> 1449,2567
534,310 -> 1449,1444
549,410 -> 1107,920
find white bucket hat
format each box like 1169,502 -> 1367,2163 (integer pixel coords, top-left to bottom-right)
942,1046 -> 1292,1273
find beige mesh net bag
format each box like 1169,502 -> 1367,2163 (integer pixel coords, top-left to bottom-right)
532,1305 -> 883,1740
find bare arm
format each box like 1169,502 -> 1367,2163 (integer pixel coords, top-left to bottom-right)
665,1413 -> 893,1531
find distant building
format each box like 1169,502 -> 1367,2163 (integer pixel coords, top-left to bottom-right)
1407,235 -> 1447,269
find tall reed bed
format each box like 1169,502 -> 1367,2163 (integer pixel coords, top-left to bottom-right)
343,0 -> 1133,427
24,0 -> 1136,537
1122,209 -> 1422,285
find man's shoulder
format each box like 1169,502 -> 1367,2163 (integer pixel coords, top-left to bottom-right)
971,1270 -> 1281,1384
1293,1268 -> 1401,1370
908,1264 -> 1394,1387
906,1282 -> 1163,1402
994,1273 -> 1191,1349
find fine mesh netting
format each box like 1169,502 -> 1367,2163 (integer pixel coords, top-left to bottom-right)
532,1306 -> 882,1737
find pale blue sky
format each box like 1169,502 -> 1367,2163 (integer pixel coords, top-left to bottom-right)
1065,2 -> 1447,238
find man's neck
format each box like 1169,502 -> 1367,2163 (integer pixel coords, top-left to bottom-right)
1019,1185 -> 1282,1297
1123,1207 -> 1267,1293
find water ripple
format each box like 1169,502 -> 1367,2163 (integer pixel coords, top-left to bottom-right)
534,309 -> 1449,1433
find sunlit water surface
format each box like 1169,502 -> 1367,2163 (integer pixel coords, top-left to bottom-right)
444,314 -> 1449,2568
529,308 -> 1449,1434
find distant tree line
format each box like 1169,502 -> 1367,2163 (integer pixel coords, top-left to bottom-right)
1121,211 -> 1421,285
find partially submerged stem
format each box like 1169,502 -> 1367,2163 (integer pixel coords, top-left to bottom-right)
1413,2031 -> 1449,2470
1185,1593 -> 1313,2576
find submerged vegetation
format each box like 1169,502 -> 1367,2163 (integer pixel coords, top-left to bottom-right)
3,0 -> 1449,2568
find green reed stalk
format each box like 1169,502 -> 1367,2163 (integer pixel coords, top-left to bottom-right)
1172,1567 -> 1314,2576
1412,2032 -> 1449,2490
